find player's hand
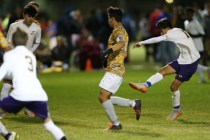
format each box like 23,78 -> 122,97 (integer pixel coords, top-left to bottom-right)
133,42 -> 142,49
102,59 -> 107,68
101,48 -> 113,62
101,48 -> 113,68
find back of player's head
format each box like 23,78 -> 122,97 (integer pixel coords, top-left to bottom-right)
23,3 -> 39,17
107,6 -> 123,22
185,7 -> 194,14
156,18 -> 172,30
12,28 -> 28,46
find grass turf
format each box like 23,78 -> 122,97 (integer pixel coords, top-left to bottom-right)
1,68 -> 210,140
1,46 -> 210,140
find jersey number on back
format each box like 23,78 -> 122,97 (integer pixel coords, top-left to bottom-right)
25,56 -> 33,72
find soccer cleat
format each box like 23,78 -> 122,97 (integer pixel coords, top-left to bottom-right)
129,82 -> 147,93
198,79 -> 207,84
133,100 -> 141,121
104,123 -> 122,130
24,108 -> 36,118
8,132 -> 19,140
167,110 -> 183,121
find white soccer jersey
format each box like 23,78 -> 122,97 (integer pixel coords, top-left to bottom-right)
139,28 -> 200,64
0,46 -> 48,101
6,20 -> 41,52
184,19 -> 205,52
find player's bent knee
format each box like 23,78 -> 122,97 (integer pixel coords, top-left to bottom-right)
98,93 -> 110,103
170,85 -> 178,92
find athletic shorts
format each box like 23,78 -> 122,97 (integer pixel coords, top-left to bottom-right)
169,60 -> 198,82
99,72 -> 123,94
0,96 -> 49,120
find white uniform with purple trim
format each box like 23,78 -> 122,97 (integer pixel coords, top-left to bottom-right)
6,20 -> 41,52
139,28 -> 200,64
0,46 -> 48,101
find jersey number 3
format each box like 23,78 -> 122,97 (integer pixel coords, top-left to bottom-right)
25,56 -> 33,72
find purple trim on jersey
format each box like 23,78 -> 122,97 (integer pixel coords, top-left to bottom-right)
0,96 -> 49,120
169,60 -> 198,82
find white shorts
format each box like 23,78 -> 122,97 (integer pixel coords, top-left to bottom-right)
99,72 -> 123,94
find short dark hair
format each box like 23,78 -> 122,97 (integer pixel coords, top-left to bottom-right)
28,1 -> 39,9
107,6 -> 123,22
12,28 -> 28,46
23,4 -> 39,17
185,7 -> 194,14
156,18 -> 172,30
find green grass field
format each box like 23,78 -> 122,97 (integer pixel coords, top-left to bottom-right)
1,47 -> 210,140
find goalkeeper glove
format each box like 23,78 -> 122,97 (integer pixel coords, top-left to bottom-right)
101,48 -> 113,68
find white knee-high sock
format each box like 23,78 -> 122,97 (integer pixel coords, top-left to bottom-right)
197,64 -> 207,80
197,64 -> 208,71
0,83 -> 12,100
146,73 -> 163,87
102,100 -> 119,125
0,122 -> 9,136
44,119 -> 65,140
172,90 -> 180,110
110,96 -> 135,107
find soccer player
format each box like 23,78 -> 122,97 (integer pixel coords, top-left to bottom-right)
0,28 -> 67,140
0,31 -> 10,51
99,6 -> 141,130
184,7 -> 210,83
0,2 -> 41,101
129,18 -> 200,121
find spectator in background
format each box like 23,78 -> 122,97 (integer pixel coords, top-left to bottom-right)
156,4 -> 177,66
76,28 -> 101,70
35,31 -> 52,71
192,2 -> 205,28
138,13 -> 151,63
122,12 -> 136,63
148,4 -> 162,63
172,5 -> 185,30
51,36 -> 71,71
86,8 -> 102,39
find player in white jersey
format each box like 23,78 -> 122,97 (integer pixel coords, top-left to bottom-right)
0,28 -> 67,140
184,7 -> 210,83
0,3 -> 41,101
129,18 -> 200,121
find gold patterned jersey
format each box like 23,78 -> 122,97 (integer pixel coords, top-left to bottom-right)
0,31 -> 8,49
106,26 -> 129,77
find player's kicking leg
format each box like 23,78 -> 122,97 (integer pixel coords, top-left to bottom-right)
129,73 -> 164,93
129,82 -> 148,93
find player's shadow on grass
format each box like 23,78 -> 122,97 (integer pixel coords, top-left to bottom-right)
114,130 -> 162,138
5,116 -> 69,125
178,119 -> 210,126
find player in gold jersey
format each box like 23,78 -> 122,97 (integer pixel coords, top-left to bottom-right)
98,6 -> 141,130
0,31 -> 10,51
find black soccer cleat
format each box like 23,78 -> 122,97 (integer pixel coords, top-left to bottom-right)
104,123 -> 122,130
133,100 -> 141,121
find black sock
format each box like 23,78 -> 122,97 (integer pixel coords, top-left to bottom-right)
60,136 -> 67,140
4,133 -> 11,140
